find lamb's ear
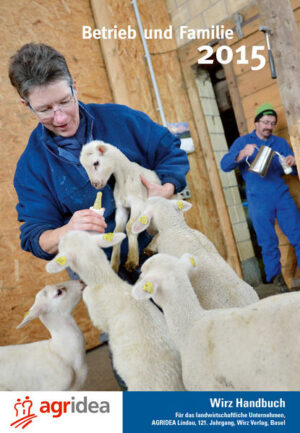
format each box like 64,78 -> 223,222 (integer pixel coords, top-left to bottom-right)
132,209 -> 153,234
94,232 -> 126,248
17,304 -> 44,329
96,142 -> 107,155
171,199 -> 192,213
46,254 -> 69,273
179,253 -> 198,277
132,279 -> 158,300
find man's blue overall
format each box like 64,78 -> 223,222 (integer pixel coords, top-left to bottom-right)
221,130 -> 300,282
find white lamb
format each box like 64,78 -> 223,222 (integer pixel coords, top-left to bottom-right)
79,140 -> 166,272
132,253 -> 300,391
132,197 -> 258,309
46,230 -> 184,391
0,280 -> 87,391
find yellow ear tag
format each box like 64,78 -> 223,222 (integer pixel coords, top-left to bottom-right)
23,311 -> 30,319
55,256 -> 67,266
103,233 -> 114,242
190,257 -> 197,268
177,201 -> 185,210
138,215 -> 148,225
142,281 -> 154,294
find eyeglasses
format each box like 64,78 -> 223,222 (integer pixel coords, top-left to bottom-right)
259,120 -> 276,127
28,86 -> 77,121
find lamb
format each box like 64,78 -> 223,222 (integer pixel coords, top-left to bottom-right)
132,253 -> 300,391
132,197 -> 258,309
0,280 -> 87,391
79,140 -> 165,272
46,230 -> 185,391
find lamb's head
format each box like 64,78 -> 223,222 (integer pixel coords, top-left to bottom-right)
46,230 -> 126,277
132,197 -> 192,234
80,140 -> 116,189
17,280 -> 84,329
131,253 -> 198,306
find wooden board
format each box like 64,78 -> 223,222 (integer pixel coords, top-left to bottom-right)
90,0 -> 159,122
0,0 -> 113,349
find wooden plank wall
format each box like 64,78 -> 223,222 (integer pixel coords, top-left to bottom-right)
179,0 -> 300,286
0,0 -> 113,348
1,0 -> 234,349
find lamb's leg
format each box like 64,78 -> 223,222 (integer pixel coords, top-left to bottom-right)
111,206 -> 129,273
125,207 -> 141,271
143,234 -> 159,256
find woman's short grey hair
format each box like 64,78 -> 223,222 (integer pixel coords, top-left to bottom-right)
9,43 -> 73,101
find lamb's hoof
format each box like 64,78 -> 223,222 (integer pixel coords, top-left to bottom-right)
111,260 -> 120,274
142,247 -> 156,257
124,260 -> 139,272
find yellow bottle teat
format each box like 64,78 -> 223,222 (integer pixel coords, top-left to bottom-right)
93,192 -> 102,210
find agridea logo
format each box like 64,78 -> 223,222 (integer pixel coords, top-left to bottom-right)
10,395 -> 110,429
10,396 -> 38,429
40,395 -> 110,417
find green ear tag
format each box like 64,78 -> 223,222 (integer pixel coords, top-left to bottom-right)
55,256 -> 67,266
142,281 -> 154,294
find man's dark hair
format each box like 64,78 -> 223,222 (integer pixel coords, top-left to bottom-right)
9,43 -> 73,100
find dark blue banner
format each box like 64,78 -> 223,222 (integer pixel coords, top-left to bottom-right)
123,392 -> 299,432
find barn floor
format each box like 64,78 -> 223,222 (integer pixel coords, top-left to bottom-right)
82,282 -> 292,391
84,342 -> 121,391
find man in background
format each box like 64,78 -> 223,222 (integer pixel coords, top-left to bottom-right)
221,103 -> 300,292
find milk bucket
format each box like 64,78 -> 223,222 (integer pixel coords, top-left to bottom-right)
246,145 -> 293,177
246,145 -> 275,177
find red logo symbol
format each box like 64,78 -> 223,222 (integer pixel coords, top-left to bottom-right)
10,396 -> 38,429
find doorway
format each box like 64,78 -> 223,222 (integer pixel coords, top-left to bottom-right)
195,59 -> 264,284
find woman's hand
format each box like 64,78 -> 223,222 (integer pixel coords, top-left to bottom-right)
39,209 -> 107,255
140,175 -> 175,198
65,209 -> 107,233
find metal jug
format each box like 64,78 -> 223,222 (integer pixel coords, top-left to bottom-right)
246,145 -> 275,177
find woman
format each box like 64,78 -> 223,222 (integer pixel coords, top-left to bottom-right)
9,43 -> 189,275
